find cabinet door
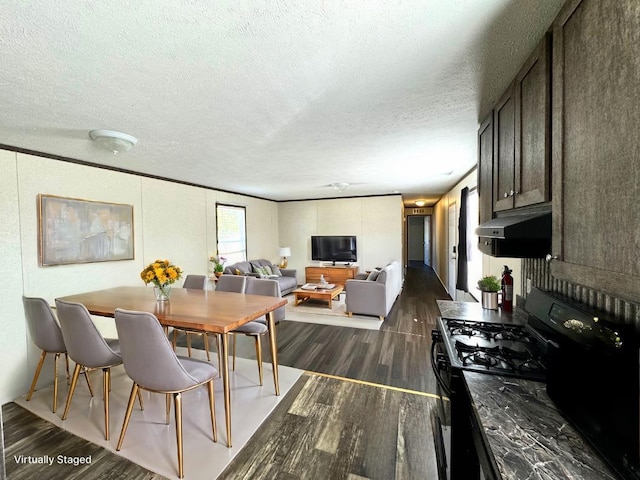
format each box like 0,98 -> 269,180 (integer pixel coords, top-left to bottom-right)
514,33 -> 551,208
493,86 -> 515,212
551,0 -> 640,301
477,112 -> 494,255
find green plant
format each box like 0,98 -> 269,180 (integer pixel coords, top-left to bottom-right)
477,275 -> 501,292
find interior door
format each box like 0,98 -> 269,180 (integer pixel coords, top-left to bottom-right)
448,203 -> 457,299
408,216 -> 425,262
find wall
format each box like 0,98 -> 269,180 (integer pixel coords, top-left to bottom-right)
1,149 -> 279,405
433,168 -> 522,302
278,196 -> 404,280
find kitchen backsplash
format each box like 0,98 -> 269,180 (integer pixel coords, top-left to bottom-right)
522,258 -> 640,327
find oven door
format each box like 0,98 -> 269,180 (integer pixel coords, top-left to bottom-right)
431,329 -> 452,480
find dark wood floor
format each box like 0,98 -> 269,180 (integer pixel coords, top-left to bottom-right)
3,263 -> 451,479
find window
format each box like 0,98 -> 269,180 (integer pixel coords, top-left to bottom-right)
466,188 -> 482,300
216,204 -> 247,264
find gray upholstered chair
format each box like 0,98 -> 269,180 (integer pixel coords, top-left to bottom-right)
230,277 -> 274,385
175,274 -> 213,361
215,274 -> 247,293
22,296 -> 94,412
55,299 -> 136,441
114,309 -> 217,479
182,274 -> 207,289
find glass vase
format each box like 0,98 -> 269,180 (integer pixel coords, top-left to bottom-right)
153,284 -> 172,301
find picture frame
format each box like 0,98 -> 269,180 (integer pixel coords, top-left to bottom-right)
38,194 -> 134,266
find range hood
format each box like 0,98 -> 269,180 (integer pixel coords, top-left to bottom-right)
476,211 -> 551,239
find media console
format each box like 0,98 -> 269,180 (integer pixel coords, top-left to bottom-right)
305,266 -> 359,288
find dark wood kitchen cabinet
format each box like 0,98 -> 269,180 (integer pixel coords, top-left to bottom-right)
477,112 -> 494,255
551,0 -> 640,302
493,34 -> 551,213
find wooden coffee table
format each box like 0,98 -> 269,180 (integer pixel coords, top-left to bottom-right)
293,285 -> 344,309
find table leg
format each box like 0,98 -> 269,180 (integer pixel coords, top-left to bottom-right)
267,311 -> 280,396
220,332 -> 232,447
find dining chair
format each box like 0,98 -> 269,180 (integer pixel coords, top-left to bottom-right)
114,308 -> 218,479
54,299 -> 142,441
174,274 -> 216,362
22,296 -> 94,412
229,277 -> 281,386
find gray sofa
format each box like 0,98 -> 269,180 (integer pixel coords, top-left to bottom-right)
223,259 -> 297,296
345,261 -> 403,320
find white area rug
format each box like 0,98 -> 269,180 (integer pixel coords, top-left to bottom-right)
284,294 -> 383,331
14,351 -> 303,480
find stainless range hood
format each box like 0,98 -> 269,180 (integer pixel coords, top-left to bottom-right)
476,210 -> 551,258
476,211 -> 551,239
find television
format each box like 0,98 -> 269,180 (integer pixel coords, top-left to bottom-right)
311,235 -> 357,264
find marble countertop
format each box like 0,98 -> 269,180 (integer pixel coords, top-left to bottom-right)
464,372 -> 618,480
436,299 -> 527,325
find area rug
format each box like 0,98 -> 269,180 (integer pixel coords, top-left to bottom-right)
284,294 -> 383,331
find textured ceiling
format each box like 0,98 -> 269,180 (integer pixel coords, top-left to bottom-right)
0,1 -> 564,205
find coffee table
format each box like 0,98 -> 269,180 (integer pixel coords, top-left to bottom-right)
293,285 -> 344,309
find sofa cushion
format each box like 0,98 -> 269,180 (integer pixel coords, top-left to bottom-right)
271,265 -> 282,277
376,269 -> 388,284
366,269 -> 380,281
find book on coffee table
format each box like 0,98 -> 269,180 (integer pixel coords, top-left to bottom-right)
301,283 -> 336,290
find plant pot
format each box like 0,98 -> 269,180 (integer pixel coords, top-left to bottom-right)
214,272 -> 223,278
153,284 -> 172,301
481,291 -> 499,310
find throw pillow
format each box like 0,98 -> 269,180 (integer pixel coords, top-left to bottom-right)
366,269 -> 380,281
252,265 -> 270,278
271,265 -> 283,277
234,268 -> 242,275
263,265 -> 273,275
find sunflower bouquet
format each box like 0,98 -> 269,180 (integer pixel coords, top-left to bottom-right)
140,259 -> 183,299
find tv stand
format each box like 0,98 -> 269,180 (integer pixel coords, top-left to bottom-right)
306,265 -> 359,288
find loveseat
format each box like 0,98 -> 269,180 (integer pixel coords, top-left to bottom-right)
223,259 -> 297,296
345,261 -> 403,320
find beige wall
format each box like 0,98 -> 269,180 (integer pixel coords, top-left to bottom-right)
1,150 -> 280,404
278,196 -> 404,280
432,168 -> 523,302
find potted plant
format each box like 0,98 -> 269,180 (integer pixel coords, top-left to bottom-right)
209,255 -> 226,278
477,275 -> 501,310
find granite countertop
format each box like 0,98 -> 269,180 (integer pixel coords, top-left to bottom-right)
464,372 -> 618,480
436,299 -> 528,325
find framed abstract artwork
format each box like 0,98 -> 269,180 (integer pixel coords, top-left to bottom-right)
38,194 -> 134,266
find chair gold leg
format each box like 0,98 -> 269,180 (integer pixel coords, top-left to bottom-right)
215,335 -> 222,377
116,383 -> 139,451
203,334 -> 211,361
52,353 -> 60,412
207,380 -> 217,442
172,329 -> 178,350
186,333 -> 192,357
62,363 -> 82,420
232,334 -> 237,371
137,389 -> 144,411
83,368 -> 94,397
27,351 -> 47,401
174,392 -> 184,479
166,393 -> 171,425
254,336 -> 263,386
65,353 -> 70,384
103,368 -> 111,440
267,311 -> 280,396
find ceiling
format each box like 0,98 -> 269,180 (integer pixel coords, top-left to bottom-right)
0,1 -> 564,207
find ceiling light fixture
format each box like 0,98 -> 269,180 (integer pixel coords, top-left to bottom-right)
415,200 -> 426,207
89,129 -> 138,154
330,182 -> 350,192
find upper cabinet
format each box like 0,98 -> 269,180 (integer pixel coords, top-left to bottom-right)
493,34 -> 551,213
551,0 -> 640,302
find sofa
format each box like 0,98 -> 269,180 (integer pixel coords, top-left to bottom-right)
345,261 -> 403,320
223,259 -> 297,296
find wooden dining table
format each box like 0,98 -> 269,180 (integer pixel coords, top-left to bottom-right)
57,286 -> 288,448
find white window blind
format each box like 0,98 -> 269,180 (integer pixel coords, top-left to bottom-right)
216,204 -> 247,264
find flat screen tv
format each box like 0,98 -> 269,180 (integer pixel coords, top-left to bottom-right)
311,235 -> 357,263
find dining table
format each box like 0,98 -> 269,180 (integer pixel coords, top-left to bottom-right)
56,285 -> 288,448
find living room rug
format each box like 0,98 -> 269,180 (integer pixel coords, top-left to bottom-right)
284,294 -> 383,331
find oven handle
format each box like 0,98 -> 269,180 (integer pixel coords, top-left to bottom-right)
431,335 -> 453,398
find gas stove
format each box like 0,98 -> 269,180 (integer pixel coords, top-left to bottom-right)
434,318 -> 547,382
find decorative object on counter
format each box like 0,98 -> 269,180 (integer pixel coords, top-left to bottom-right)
278,247 -> 291,268
210,255 -> 226,278
140,259 -> 183,301
501,265 -> 513,312
477,275 -> 500,310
